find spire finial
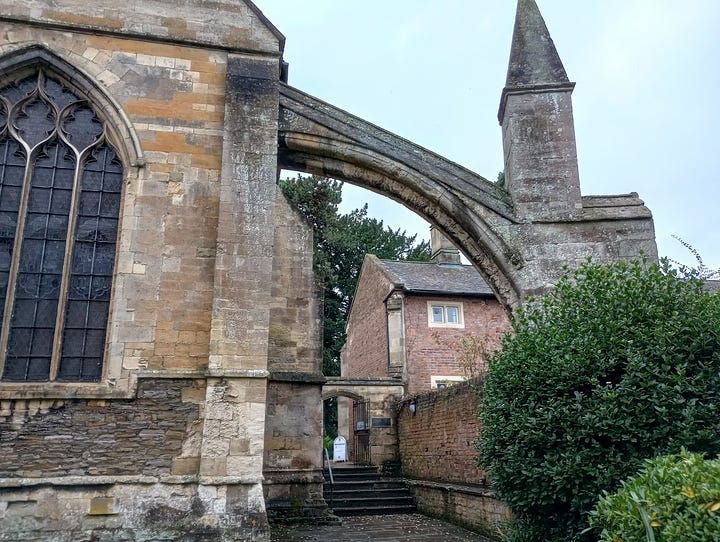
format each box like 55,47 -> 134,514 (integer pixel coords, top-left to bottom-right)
505,0 -> 570,89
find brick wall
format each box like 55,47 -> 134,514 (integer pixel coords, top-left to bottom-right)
404,295 -> 510,395
345,256 -> 394,378
397,379 -> 512,535
397,378 -> 487,485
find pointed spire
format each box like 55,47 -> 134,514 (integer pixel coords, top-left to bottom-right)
505,0 -> 570,89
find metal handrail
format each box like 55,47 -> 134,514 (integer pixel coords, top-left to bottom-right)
324,447 -> 334,510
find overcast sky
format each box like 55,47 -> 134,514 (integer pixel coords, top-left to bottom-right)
259,0 -> 719,272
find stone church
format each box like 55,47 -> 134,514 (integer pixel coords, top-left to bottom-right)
0,0 -> 656,539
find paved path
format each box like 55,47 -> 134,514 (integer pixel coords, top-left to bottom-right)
270,514 -> 494,541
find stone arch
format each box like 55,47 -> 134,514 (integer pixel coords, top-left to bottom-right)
0,44 -> 145,169
322,389 -> 365,402
278,84 -> 524,310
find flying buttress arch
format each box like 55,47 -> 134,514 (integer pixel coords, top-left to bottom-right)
277,83 -> 523,310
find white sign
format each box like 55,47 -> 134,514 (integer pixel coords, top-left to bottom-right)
333,436 -> 347,462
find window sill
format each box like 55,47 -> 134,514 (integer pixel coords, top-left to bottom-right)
0,376 -> 138,400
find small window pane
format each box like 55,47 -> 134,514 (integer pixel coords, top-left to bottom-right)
30,328 -> 54,356
10,299 -> 37,326
7,328 -> 32,356
36,299 -> 58,327
27,188 -> 51,212
47,214 -> 69,240
38,274 -> 61,299
2,358 -> 30,381
99,192 -> 120,218
446,306 -> 459,324
87,300 -> 109,328
431,306 -> 444,323
64,299 -> 87,328
96,218 -> 118,243
49,188 -> 73,214
78,191 -> 101,217
92,243 -> 116,275
42,241 -> 66,273
26,357 -> 51,381
0,186 -> 21,211
57,356 -> 82,380
62,329 -> 84,356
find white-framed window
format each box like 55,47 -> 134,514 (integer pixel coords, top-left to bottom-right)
427,302 -> 464,328
431,375 -> 464,389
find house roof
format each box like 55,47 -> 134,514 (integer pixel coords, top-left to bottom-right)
378,259 -> 494,297
705,280 -> 720,293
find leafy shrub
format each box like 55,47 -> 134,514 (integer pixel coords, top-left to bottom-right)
590,451 -> 720,541
477,259 -> 720,541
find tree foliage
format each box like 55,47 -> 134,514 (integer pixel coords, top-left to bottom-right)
477,259 -> 720,541
279,174 -> 430,375
590,451 -> 720,541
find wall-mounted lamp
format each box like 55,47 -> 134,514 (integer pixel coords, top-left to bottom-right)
408,400 -> 417,414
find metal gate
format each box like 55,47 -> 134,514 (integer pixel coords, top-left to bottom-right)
352,400 -> 371,465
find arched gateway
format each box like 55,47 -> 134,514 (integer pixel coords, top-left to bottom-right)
0,0 -> 656,540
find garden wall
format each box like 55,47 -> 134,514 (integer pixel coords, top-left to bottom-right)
397,378 -> 512,536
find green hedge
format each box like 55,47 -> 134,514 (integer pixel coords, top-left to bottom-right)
477,260 -> 720,541
590,451 -> 720,541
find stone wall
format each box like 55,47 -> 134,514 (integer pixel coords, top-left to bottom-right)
0,379 -> 203,479
323,380 -> 405,467
0,378 -> 270,540
263,192 -> 326,519
397,379 -> 512,535
0,1 -> 289,538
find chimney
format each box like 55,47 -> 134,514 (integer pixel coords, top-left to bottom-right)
430,226 -> 461,265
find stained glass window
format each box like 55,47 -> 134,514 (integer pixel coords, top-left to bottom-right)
0,70 -> 122,382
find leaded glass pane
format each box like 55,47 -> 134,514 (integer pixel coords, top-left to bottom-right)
14,95 -> 56,149
1,69 -> 121,383
0,138 -> 24,326
43,76 -> 80,111
62,105 -> 103,151
1,75 -> 39,106
58,145 -> 120,382
5,141 -> 73,381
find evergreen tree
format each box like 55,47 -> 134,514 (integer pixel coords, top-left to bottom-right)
279,174 -> 430,375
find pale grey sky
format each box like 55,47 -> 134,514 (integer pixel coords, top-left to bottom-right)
260,1 -> 719,272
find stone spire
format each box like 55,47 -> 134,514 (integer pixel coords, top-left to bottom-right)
498,0 -> 582,222
504,0 -> 570,92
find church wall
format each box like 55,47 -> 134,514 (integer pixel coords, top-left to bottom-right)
263,193 -> 326,520
0,5 -> 285,539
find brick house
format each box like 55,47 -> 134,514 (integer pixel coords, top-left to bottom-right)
343,229 -> 511,396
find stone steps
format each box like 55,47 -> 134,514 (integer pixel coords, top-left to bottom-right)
323,466 -> 416,516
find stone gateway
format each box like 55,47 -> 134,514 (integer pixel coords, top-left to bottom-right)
0,0 -> 656,540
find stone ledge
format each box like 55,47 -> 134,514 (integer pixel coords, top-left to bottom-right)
0,474 -> 196,488
268,372 -> 325,384
406,478 -> 498,498
324,377 -> 406,387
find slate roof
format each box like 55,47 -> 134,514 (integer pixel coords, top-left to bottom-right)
378,260 -> 494,297
704,280 -> 720,293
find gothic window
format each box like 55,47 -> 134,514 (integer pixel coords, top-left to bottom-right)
0,69 -> 122,383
